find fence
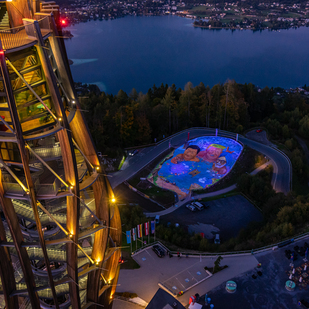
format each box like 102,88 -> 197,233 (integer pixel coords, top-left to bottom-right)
0,17 -> 52,51
131,231 -> 309,258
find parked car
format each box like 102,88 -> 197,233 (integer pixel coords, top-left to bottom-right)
186,204 -> 196,212
192,201 -> 204,210
152,245 -> 165,257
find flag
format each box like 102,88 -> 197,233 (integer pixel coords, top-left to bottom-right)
137,224 -> 143,238
132,227 -> 136,241
151,221 -> 155,234
139,224 -> 143,238
145,222 -> 149,236
126,230 -> 131,244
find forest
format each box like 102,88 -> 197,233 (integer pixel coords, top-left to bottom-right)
80,80 -> 309,251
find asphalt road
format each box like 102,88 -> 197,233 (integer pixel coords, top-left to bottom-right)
109,128 -> 291,195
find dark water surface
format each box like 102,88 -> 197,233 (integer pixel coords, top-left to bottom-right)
64,16 -> 309,94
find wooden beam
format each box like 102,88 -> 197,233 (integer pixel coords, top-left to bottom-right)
1,39 -> 61,308
33,20 -> 81,309
0,42 -> 41,309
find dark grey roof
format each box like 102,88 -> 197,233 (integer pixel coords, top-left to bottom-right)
145,288 -> 186,309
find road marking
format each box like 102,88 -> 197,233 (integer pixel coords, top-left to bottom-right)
188,270 -> 198,282
175,277 -> 185,289
146,248 -> 156,261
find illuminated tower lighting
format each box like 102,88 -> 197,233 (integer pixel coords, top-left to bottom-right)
0,1 -> 121,309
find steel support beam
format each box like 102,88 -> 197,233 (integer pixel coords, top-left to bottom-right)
0,218 -> 19,309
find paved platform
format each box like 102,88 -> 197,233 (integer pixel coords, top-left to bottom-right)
117,247 -> 258,307
160,261 -> 212,296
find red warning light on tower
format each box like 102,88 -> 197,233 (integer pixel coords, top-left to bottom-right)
60,19 -> 67,26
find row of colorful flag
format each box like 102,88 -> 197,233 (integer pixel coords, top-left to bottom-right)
126,221 -> 155,244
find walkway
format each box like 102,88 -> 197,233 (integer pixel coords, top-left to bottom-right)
116,236 -> 309,309
117,246 -> 259,307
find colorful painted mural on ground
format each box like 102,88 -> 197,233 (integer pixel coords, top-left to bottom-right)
147,137 -> 243,200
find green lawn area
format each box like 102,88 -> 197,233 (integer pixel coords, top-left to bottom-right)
120,234 -> 140,269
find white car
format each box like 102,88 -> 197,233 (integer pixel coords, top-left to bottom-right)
192,201 -> 204,210
186,204 -> 196,212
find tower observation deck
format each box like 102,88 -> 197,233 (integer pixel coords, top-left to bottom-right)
0,1 -> 121,309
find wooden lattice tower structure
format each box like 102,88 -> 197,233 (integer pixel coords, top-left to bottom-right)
0,1 -> 121,308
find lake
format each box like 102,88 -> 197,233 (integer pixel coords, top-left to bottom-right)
64,16 -> 309,94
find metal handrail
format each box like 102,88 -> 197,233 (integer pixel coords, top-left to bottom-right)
0,16 -> 51,51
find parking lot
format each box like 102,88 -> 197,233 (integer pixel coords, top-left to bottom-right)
161,194 -> 263,241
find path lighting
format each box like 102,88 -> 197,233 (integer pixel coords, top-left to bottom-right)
111,198 -> 116,204
96,166 -> 100,171
72,100 -> 76,104
69,234 -> 73,238
58,117 -> 62,122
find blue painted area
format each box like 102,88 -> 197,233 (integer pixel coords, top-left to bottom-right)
148,137 -> 242,199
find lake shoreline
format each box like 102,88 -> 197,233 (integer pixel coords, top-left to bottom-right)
65,16 -> 309,95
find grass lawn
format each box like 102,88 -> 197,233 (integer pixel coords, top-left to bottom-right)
120,234 -> 140,269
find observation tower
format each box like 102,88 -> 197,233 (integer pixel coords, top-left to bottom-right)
0,1 -> 121,309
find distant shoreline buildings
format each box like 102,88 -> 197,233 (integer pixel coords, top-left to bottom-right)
59,0 -> 309,31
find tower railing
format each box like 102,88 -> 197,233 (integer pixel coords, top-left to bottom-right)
0,17 -> 52,51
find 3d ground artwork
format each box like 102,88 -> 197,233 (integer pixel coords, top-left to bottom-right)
148,137 -> 243,200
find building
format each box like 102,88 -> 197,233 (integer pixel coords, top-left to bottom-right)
0,1 -> 121,308
146,288 -> 186,309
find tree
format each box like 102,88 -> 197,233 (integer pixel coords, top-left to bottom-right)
162,87 -> 175,134
282,125 -> 290,139
129,88 -> 138,101
213,256 -> 223,273
299,115 -> 309,138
